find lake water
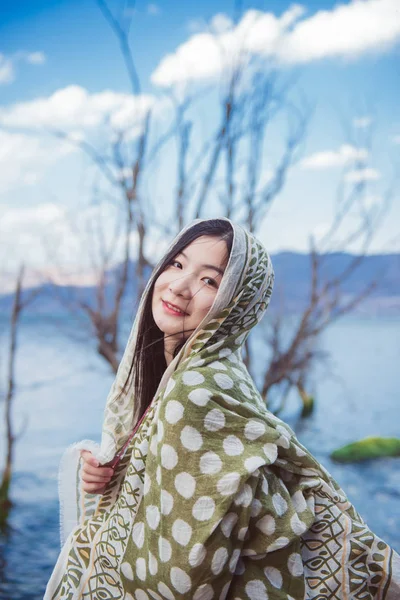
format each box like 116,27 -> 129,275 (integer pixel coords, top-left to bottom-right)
0,315 -> 399,599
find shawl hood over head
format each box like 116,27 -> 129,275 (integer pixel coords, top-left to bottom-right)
98,217 -> 275,465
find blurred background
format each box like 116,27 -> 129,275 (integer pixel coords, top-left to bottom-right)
0,0 -> 399,598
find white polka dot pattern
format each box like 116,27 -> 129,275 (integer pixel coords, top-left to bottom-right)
132,521 -> 145,548
200,451 -> 222,474
193,584 -> 214,600
148,551 -> 158,576
223,435 -> 244,456
172,519 -> 192,546
157,583 -> 174,600
121,561 -> 134,580
256,515 -> 276,535
156,465 -> 161,485
160,444 -> 178,469
234,484 -> 253,507
213,373 -> 234,389
264,566 -> 283,588
221,512 -> 238,537
288,552 -> 304,577
136,557 -> 146,581
263,442 -> 278,462
146,505 -> 160,530
170,567 -> 191,593
180,426 -> 203,451
290,513 -> 308,534
174,472 -> 196,498
160,489 -> 173,515
245,580 -> 268,600
209,360 -> 227,370
244,420 -> 265,440
188,388 -> 212,406
211,547 -> 228,575
182,371 -> 205,385
272,493 -> 288,516
192,496 -> 215,521
188,543 -> 206,567
158,537 -> 172,562
217,472 -> 241,496
244,456 -> 265,472
165,400 -> 184,424
143,472 -> 151,495
204,408 -> 225,431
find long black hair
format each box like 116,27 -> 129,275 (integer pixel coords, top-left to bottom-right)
118,219 -> 234,428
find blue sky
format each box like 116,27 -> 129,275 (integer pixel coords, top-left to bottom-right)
0,0 -> 399,290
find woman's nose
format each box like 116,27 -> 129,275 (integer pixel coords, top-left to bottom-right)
168,273 -> 192,297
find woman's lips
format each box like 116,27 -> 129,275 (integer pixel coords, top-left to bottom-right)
162,299 -> 188,316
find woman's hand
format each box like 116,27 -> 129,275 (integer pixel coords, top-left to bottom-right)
80,450 -> 114,494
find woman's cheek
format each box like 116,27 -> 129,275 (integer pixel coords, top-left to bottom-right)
154,273 -> 169,292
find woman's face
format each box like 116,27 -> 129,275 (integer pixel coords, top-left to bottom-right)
152,235 -> 229,352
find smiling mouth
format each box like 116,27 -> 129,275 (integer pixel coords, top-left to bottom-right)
162,299 -> 189,316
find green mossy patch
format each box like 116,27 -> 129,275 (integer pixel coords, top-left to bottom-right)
331,436 -> 400,463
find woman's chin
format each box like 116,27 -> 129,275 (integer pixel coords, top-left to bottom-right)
154,315 -> 185,337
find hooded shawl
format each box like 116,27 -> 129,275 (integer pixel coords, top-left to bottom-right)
45,218 -> 400,600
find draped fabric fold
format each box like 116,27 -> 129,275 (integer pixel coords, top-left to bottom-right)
45,218 -> 400,600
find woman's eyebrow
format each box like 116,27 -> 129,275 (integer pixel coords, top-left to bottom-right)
179,250 -> 225,276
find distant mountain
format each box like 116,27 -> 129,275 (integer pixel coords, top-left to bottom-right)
0,253 -> 399,316
270,252 -> 400,315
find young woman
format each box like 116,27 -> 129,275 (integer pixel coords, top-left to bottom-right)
45,218 -> 399,599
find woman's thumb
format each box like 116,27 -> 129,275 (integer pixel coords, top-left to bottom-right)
80,449 -> 99,467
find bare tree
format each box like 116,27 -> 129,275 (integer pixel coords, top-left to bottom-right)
0,266 -> 39,527
40,104 -> 152,373
256,130 -> 394,416
33,4 -> 309,378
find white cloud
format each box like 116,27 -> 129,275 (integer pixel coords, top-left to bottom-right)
152,0 -> 400,87
0,53 -> 14,84
210,13 -> 233,34
0,84 -> 156,133
152,32 -> 223,87
187,18 -> 206,34
25,51 -> 46,65
1,203 -> 65,231
353,116 -> 373,129
300,144 -> 368,169
0,201 -> 127,283
0,203 -> 68,280
279,0 -> 400,64
255,168 -> 274,193
0,130 -> 75,195
147,3 -> 161,16
312,222 -> 330,243
152,6 -> 303,87
0,50 -> 46,85
363,194 -> 382,209
345,167 -> 381,183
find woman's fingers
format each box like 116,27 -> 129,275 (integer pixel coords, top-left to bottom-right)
80,450 -> 114,476
80,450 -> 98,466
82,464 -> 114,478
82,482 -> 106,494
81,472 -> 112,484
79,450 -> 114,493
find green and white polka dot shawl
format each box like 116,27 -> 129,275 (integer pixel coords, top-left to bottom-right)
45,219 -> 400,599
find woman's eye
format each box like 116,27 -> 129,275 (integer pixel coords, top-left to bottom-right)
203,277 -> 217,288
171,260 -> 182,268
